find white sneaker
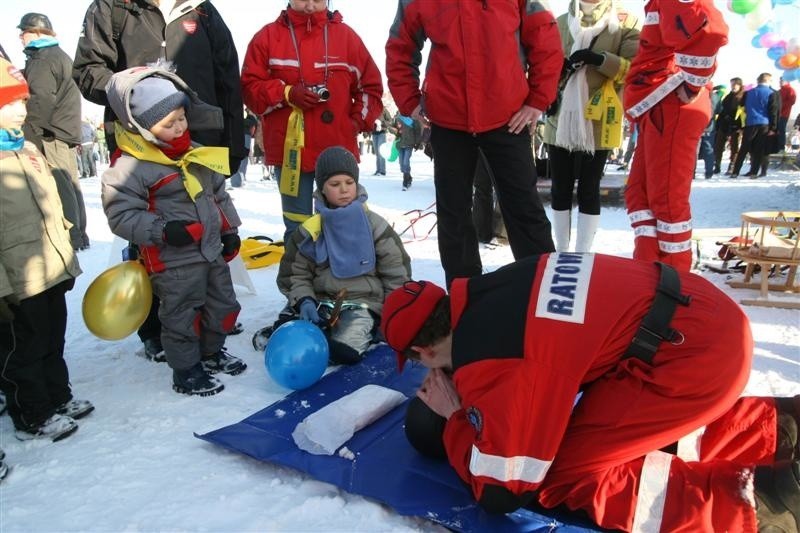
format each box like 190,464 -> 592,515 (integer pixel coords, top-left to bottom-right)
56,399 -> 95,420
15,414 -> 78,442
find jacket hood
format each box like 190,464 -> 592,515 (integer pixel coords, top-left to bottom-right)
105,66 -> 223,145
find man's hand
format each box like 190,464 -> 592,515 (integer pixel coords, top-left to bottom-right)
417,368 -> 461,419
508,105 -> 542,134
676,84 -> 700,104
411,104 -> 430,128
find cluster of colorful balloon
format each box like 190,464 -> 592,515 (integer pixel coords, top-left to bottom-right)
733,0 -> 800,81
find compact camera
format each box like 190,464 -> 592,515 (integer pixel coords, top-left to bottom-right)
307,84 -> 330,102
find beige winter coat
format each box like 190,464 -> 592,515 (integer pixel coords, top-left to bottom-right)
0,142 -> 81,299
543,1 -> 641,149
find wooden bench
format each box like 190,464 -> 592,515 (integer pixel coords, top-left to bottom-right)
724,211 -> 800,309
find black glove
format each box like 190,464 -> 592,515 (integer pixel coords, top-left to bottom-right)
568,49 -> 605,68
163,220 -> 203,246
0,294 -> 20,322
221,233 -> 241,262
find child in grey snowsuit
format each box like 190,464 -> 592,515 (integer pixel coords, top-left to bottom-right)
101,67 -> 245,397
274,146 -> 412,364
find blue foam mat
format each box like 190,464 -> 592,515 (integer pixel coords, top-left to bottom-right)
196,345 -> 602,532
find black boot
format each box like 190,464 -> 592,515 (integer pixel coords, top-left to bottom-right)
202,348 -> 247,376
172,363 -> 224,396
402,173 -> 412,191
754,461 -> 800,533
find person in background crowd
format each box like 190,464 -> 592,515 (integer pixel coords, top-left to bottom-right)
714,76 -> 745,175
230,110 -> 258,188
778,77 -> 796,152
241,0 -> 383,243
18,13 -> 90,252
386,0 -> 561,287
381,253 -> 800,532
394,113 -> 422,191
96,123 -> 109,164
544,0 -> 641,253
1,57 -> 93,442
79,118 -> 97,178
730,72 -> 780,179
372,107 -> 393,176
73,0 -> 246,363
697,84 -> 726,180
624,0 -> 728,271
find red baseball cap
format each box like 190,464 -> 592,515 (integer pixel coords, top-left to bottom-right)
381,280 -> 446,371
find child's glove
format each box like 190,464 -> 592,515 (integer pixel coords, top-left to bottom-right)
298,298 -> 323,325
163,220 -> 204,246
286,85 -> 319,110
221,233 -> 241,262
0,294 -> 20,322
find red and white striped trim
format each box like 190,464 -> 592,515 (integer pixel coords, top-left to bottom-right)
631,450 -> 673,533
469,445 -> 552,484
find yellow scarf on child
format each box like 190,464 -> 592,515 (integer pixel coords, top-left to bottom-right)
115,122 -> 230,202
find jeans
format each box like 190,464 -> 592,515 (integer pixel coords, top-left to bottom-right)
398,146 -> 413,174
373,131 -> 386,174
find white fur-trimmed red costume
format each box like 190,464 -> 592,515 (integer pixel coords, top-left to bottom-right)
440,253 -> 777,531
623,0 -> 728,270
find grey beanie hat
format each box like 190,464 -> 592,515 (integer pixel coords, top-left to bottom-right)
315,146 -> 359,190
129,76 -> 189,131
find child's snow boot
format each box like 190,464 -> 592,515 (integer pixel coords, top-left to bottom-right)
776,395 -> 800,461
142,337 -> 166,362
0,448 -> 7,482
56,399 -> 95,420
15,413 -> 78,442
172,363 -> 224,396
202,348 -> 247,376
754,460 -> 800,533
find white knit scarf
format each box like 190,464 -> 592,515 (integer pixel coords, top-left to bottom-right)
555,0 -> 619,153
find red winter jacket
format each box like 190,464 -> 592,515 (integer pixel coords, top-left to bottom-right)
241,9 -> 383,171
624,0 -> 728,119
385,0 -> 562,134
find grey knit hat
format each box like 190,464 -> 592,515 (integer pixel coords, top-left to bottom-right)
315,146 -> 359,190
129,76 -> 189,131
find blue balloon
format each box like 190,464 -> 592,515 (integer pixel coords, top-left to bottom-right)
768,45 -> 788,59
264,320 -> 329,390
752,35 -> 766,48
783,69 -> 799,82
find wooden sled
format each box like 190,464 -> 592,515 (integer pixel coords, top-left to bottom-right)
724,211 -> 800,309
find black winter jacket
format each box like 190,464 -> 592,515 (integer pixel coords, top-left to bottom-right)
72,0 -> 246,162
22,44 -> 82,149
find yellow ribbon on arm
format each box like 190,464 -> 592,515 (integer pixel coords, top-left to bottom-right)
584,79 -> 623,149
114,122 -> 230,203
280,85 -> 305,197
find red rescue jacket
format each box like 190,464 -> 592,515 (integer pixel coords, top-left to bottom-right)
624,0 -> 727,120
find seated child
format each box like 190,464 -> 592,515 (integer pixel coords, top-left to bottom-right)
101,67 -> 245,397
271,146 -> 412,364
0,57 -> 92,441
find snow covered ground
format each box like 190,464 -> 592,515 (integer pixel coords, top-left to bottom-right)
1,151 -> 798,531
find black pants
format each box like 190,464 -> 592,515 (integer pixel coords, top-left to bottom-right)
137,295 -> 161,343
547,145 -> 609,214
732,125 -> 769,175
0,281 -> 73,430
431,124 -> 554,287
713,128 -> 741,172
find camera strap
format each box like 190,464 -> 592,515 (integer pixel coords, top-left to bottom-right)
287,19 -> 329,90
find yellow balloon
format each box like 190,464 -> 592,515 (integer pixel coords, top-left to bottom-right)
82,261 -> 153,341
